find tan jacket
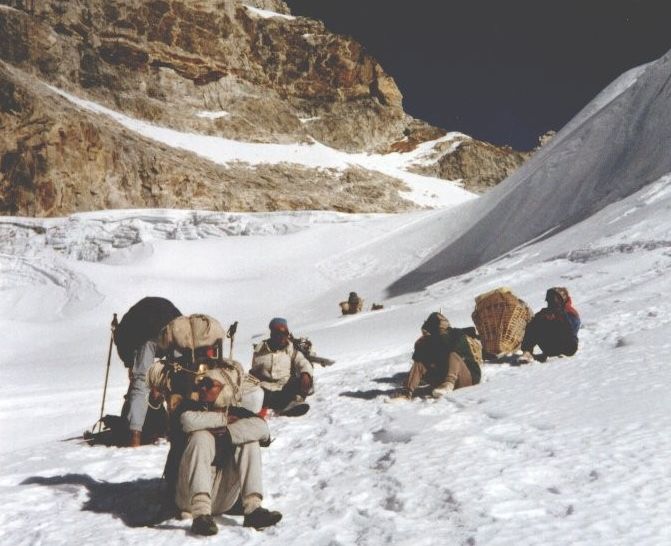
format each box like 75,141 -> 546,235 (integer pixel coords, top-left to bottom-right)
250,340 -> 313,391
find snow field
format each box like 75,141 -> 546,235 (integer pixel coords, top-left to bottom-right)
1,178 -> 670,543
1,47 -> 671,546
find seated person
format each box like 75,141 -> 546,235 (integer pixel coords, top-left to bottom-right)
174,368 -> 282,535
340,292 -> 364,315
518,287 -> 581,363
250,318 -> 314,413
393,312 -> 476,400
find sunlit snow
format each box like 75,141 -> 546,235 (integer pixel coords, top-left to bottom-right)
1,51 -> 670,546
243,5 -> 296,21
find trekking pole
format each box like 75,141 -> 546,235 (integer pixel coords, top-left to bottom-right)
97,314 -> 118,433
227,321 -> 238,360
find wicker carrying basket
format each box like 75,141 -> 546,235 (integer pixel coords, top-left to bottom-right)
471,288 -> 533,357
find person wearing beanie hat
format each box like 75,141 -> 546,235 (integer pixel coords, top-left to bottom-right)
251,318 -> 314,414
390,312 -> 475,401
268,317 -> 288,331
174,364 -> 282,534
518,287 -> 581,363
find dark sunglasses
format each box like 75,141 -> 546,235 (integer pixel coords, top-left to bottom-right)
198,377 -> 222,390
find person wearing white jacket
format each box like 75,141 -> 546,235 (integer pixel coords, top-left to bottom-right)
251,317 -> 314,413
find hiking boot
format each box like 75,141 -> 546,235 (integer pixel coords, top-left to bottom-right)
191,514 -> 218,536
243,507 -> 283,530
386,389 -> 412,402
431,382 -> 455,398
279,398 -> 310,417
516,351 -> 534,364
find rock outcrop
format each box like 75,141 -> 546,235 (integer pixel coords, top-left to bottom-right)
0,0 -> 529,216
0,0 -> 408,150
0,62 -> 412,216
409,137 -> 532,193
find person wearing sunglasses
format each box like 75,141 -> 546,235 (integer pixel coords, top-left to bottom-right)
174,367 -> 282,535
250,317 -> 314,415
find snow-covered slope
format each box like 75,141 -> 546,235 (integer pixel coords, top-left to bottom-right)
389,48 -> 671,294
48,85 -> 475,210
1,54 -> 671,544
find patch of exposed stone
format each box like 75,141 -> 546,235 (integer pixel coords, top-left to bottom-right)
0,62 -> 412,217
0,0 -> 408,151
0,0 -> 531,216
408,138 -> 532,194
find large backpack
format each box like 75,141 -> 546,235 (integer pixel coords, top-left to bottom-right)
442,327 -> 483,385
158,314 -> 243,406
472,287 -> 533,357
114,297 -> 182,367
158,314 -> 226,358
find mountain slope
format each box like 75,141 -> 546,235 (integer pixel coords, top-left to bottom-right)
0,51 -> 671,544
0,0 -> 529,216
389,49 -> 671,295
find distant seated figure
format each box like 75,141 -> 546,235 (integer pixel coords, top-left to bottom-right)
250,318 -> 314,414
340,291 -> 364,315
391,312 -> 482,400
518,287 -> 581,363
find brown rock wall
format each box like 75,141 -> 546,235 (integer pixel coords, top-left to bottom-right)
0,0 -> 530,216
0,0 -> 408,151
0,62 -> 413,217
409,139 -> 532,193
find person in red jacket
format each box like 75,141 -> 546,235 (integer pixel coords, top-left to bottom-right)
518,287 -> 581,363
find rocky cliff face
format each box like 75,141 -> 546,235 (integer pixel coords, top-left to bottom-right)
0,0 -> 529,217
408,138 -> 532,193
0,61 -> 411,216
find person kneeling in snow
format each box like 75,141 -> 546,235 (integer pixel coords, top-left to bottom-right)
174,368 -> 282,535
250,318 -> 314,414
517,287 -> 581,363
392,312 -> 478,400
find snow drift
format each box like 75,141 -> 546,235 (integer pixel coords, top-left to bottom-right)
1,51 -> 670,546
389,48 -> 671,295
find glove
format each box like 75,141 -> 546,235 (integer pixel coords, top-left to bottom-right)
299,372 -> 312,397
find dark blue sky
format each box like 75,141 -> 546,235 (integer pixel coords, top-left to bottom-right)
285,0 -> 670,150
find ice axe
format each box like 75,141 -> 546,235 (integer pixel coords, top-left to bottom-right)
96,313 -> 118,433
226,321 -> 238,359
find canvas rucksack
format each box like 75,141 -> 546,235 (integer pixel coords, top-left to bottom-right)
158,314 -> 226,357
158,314 -> 243,405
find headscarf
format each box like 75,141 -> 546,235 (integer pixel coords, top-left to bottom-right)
546,287 -> 579,317
421,311 -> 451,336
